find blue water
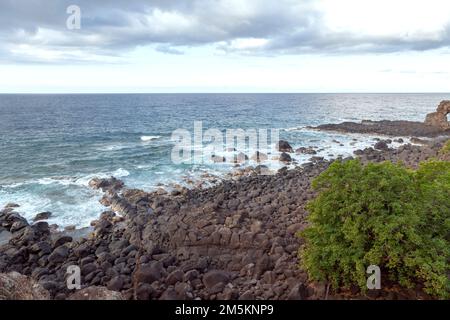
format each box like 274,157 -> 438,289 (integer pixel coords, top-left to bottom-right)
0,93 -> 448,227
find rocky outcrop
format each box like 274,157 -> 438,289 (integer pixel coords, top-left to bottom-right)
0,272 -> 50,300
313,102 -> 450,137
425,100 -> 450,130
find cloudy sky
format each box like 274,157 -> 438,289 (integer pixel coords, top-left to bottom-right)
1,0 -> 450,93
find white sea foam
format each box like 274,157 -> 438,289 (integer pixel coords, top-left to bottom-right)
140,135 -> 161,142
284,127 -> 305,132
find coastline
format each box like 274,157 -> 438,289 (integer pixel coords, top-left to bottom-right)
1,131 -> 448,300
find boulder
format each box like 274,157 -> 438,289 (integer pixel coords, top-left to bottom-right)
424,100 -> 450,130
0,272 -> 50,300
202,270 -> 230,289
279,152 -> 292,163
88,177 -> 124,192
233,152 -> 249,164
211,155 -> 226,163
295,147 -> 317,155
67,286 -> 124,300
277,140 -> 294,153
135,263 -> 163,284
33,212 -> 52,222
374,141 -> 389,151
250,151 -> 268,162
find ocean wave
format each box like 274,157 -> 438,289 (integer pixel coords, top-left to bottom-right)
283,126 -> 307,132
140,135 -> 161,142
3,168 -> 130,189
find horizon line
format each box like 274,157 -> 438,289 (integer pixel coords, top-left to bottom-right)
1,92 -> 450,95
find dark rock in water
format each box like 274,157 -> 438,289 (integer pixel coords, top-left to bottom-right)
211,155 -> 226,163
33,212 -> 52,222
279,152 -> 292,163
374,141 -> 389,151
32,221 -> 50,235
203,270 -> 230,289
277,140 -> 294,153
313,119 -> 450,137
394,138 -> 404,143
410,137 -> 428,145
296,147 -> 317,155
67,286 -> 124,300
88,177 -> 124,192
64,225 -> 76,232
4,203 -> 20,209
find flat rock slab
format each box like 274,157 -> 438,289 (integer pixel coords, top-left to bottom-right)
312,120 -> 450,138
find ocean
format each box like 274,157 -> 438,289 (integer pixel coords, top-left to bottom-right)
1,93 -> 449,227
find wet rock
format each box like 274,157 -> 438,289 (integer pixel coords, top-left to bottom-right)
277,140 -> 294,153
296,147 -> 317,155
33,212 -> 52,222
374,141 -> 389,151
211,155 -> 226,163
88,177 -> 124,192
279,152 -> 292,163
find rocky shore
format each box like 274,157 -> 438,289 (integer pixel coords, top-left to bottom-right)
1,132 -> 448,300
311,100 -> 450,138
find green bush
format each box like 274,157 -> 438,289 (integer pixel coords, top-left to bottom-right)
298,159 -> 450,298
441,140 -> 450,154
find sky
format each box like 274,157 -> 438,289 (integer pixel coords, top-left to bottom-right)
1,0 -> 450,93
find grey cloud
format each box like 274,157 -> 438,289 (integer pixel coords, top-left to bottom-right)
0,0 -> 449,63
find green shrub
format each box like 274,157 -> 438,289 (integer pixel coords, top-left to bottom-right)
441,140 -> 450,154
298,159 -> 450,298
